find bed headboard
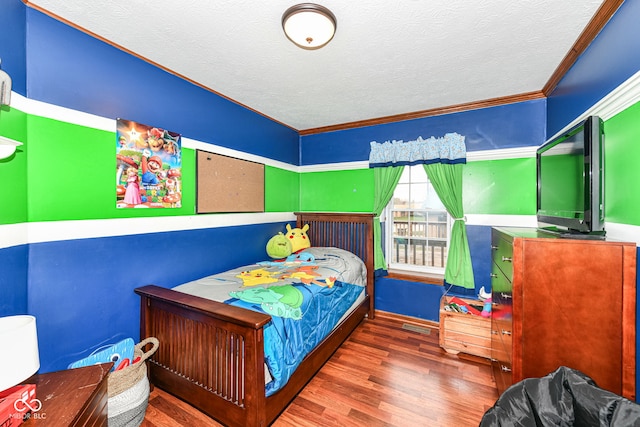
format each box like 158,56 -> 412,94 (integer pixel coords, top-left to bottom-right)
295,212 -> 375,318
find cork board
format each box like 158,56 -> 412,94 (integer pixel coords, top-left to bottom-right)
196,150 -> 264,213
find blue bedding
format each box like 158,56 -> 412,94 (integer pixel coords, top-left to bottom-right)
172,246 -> 367,396
226,280 -> 364,395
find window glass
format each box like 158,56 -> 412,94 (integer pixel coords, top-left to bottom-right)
385,165 -> 450,275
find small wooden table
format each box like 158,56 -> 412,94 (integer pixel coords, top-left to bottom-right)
21,363 -> 112,426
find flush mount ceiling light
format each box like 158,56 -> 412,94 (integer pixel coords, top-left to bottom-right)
282,3 -> 337,50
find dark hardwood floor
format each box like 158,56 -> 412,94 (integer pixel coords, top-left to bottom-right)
140,312 -> 499,426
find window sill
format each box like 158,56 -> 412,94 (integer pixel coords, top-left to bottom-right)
385,270 -> 444,286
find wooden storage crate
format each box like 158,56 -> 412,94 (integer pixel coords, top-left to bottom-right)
439,296 -> 491,359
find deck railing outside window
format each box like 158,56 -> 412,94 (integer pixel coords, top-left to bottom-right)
385,165 -> 450,274
391,209 -> 449,268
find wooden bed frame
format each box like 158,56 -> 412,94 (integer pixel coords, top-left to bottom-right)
135,212 -> 375,426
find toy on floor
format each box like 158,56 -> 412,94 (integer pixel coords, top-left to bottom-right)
478,286 -> 491,300
447,296 -> 482,316
481,298 -> 492,318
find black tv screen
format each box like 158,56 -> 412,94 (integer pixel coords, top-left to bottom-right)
536,116 -> 604,235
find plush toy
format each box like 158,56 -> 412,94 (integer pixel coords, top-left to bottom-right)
266,232 -> 292,259
481,298 -> 492,318
286,224 -> 311,253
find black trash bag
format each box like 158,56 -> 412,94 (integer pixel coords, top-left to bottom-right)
480,366 -> 640,427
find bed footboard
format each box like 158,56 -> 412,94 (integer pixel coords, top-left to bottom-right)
135,285 -> 272,427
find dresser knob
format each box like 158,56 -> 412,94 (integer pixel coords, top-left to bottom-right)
501,292 -> 512,299
501,256 -> 512,262
501,329 -> 512,336
501,365 -> 512,372
491,245 -> 498,250
490,273 -> 498,278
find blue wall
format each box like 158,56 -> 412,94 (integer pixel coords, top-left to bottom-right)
547,1 -> 640,136
0,0 -> 26,95
375,278 -> 443,321
24,7 -> 300,165
27,222 -> 287,372
0,0 -> 302,373
0,245 -> 28,315
301,99 -> 546,165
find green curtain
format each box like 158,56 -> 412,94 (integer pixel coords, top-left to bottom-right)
423,162 -> 474,289
373,166 -> 404,271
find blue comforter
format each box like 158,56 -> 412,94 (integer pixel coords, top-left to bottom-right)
172,246 -> 367,396
226,280 -> 364,395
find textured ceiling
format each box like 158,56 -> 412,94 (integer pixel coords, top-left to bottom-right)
27,1 -> 605,131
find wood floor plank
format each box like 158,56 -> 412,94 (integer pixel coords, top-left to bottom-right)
142,312 -> 498,426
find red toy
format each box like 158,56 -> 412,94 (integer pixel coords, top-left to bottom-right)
448,296 -> 482,316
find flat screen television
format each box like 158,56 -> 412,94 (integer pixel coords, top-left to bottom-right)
536,115 -> 605,236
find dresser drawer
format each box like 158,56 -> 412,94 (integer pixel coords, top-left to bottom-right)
491,263 -> 513,305
490,323 -> 510,364
491,311 -> 513,395
491,357 -> 512,394
491,233 -> 514,280
492,317 -> 512,362
439,297 -> 491,359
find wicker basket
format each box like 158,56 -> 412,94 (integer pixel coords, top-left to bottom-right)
108,337 -> 159,398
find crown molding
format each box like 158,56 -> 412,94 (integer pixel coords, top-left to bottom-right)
299,91 -> 545,136
542,0 -> 625,95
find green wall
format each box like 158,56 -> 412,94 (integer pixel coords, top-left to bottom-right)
3,108 -> 545,225
265,166 -> 299,212
1,110 -> 302,224
298,158 -> 536,215
0,106 -> 28,224
25,115 -> 197,221
6,107 -> 581,224
300,169 -> 375,212
604,100 -> 640,225
463,158 -> 536,215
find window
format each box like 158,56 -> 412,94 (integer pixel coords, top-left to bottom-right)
385,165 -> 451,275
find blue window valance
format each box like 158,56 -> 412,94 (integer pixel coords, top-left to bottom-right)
369,132 -> 466,168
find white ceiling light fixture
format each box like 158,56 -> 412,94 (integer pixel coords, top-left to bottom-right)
282,3 -> 337,50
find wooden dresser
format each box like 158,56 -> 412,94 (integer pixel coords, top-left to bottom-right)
490,227 -> 636,400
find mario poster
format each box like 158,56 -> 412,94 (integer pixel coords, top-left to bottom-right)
116,118 -> 182,208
